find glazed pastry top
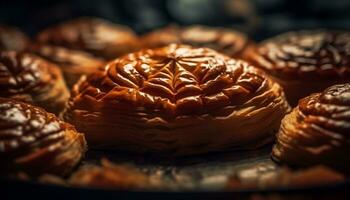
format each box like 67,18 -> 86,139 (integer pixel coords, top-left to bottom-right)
69,44 -> 276,117
247,30 -> 350,80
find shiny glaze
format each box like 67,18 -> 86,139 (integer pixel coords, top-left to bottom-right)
0,51 -> 69,114
272,83 -> 350,170
64,44 -> 289,155
0,98 -> 86,176
247,30 -> 350,80
70,44 -> 270,116
0,51 -> 51,95
141,25 -> 251,58
36,17 -> 140,59
0,25 -> 29,52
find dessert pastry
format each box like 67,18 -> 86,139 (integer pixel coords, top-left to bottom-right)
141,25 -> 253,58
29,44 -> 105,87
0,51 -> 69,114
36,17 -> 140,60
0,98 -> 87,177
272,84 -> 350,171
245,30 -> 350,105
64,44 -> 290,156
69,159 -> 156,190
0,25 -> 30,52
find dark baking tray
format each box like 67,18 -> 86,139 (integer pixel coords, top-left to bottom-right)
2,145 -> 350,199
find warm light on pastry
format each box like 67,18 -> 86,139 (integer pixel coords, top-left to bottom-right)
272,83 -> 350,171
0,51 -> 69,114
245,30 -> 350,105
0,98 -> 87,177
64,44 -> 290,156
141,25 -> 253,58
36,17 -> 140,60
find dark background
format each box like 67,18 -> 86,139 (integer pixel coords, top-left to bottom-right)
1,0 -> 350,41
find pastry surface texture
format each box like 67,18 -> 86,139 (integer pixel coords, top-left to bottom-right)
246,30 -> 350,105
0,51 -> 69,114
64,44 -> 290,155
0,98 -> 87,176
272,83 -> 350,170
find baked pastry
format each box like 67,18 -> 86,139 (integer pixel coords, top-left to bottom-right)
69,159 -> 156,190
64,44 -> 290,156
0,51 -> 69,114
29,44 -> 105,87
0,98 -> 87,177
36,17 -> 140,60
141,25 -> 253,58
0,25 -> 30,52
245,30 -> 350,105
272,84 -> 350,171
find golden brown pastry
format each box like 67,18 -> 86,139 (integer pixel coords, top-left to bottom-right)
29,44 -> 105,87
272,84 -> 350,171
64,44 -> 290,156
0,51 -> 69,114
0,25 -> 30,52
141,25 -> 253,59
0,98 -> 87,177
69,159 -> 156,190
36,17 -> 140,60
245,30 -> 350,105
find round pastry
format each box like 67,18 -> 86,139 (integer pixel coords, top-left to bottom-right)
64,44 -> 290,156
36,17 -> 140,60
29,44 -> 105,87
141,25 -> 253,58
272,84 -> 350,171
245,30 -> 350,105
0,25 -> 30,52
0,98 -> 87,177
0,51 -> 69,114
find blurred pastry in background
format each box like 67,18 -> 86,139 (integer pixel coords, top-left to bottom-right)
29,44 -> 105,88
0,25 -> 30,52
36,17 -> 141,60
141,25 -> 254,59
245,30 -> 350,105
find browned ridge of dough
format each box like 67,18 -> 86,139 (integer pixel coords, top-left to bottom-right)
141,25 -> 253,58
64,44 -> 290,155
36,17 -> 140,60
272,83 -> 350,171
0,98 -> 87,177
246,30 -> 350,105
0,51 -> 69,114
0,25 -> 30,52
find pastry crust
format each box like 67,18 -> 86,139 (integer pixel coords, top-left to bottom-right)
0,98 -> 87,177
141,25 -> 253,58
0,51 -> 69,114
64,44 -> 290,156
272,84 -> 350,170
36,17 -> 140,60
246,30 -> 350,105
